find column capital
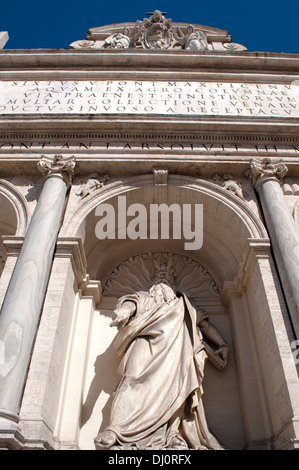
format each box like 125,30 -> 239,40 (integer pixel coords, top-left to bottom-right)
246,158 -> 288,188
37,155 -> 79,185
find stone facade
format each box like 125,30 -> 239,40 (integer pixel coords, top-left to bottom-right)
0,12 -> 299,450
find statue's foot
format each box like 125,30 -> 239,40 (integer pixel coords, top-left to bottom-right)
169,434 -> 188,449
94,430 -> 117,450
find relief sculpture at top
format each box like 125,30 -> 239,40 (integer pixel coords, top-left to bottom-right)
94,256 -> 229,450
133,10 -> 175,49
174,24 -> 208,51
70,10 -> 247,52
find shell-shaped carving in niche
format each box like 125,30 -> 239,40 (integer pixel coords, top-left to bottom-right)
102,252 -> 220,304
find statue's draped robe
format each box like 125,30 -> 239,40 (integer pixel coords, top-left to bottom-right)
106,291 -> 221,449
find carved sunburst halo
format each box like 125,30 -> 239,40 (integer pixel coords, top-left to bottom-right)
102,252 -> 220,306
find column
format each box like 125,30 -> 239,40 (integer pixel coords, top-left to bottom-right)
247,157 -> 299,339
0,155 -> 78,429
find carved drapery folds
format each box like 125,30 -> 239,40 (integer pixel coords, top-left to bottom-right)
103,30 -> 131,49
174,24 -> 208,51
96,252 -> 227,450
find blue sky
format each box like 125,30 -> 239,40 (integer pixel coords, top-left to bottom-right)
1,0 -> 298,53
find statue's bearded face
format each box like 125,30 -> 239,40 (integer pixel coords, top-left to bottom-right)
150,282 -> 176,304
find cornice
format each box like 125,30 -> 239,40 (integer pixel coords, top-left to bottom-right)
2,151 -> 299,181
0,131 -> 299,144
0,49 -> 299,78
0,115 -> 299,142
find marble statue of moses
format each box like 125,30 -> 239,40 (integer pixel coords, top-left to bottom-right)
94,263 -> 229,450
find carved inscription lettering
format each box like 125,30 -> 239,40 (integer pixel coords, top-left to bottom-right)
0,80 -> 297,117
1,142 -> 299,154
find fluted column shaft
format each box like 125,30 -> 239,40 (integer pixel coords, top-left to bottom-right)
0,155 -> 77,421
247,158 -> 299,338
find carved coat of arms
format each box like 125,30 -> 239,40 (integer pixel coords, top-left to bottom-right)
133,10 -> 175,50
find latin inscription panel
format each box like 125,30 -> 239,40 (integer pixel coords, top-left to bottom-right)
0,80 -> 297,117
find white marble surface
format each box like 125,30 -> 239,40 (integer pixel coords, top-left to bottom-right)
0,173 -> 69,414
0,32 -> 8,50
257,177 -> 299,339
0,80 -> 297,117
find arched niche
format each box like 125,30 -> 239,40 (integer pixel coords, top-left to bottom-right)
0,180 -> 29,276
63,174 -> 266,288
55,174 -> 276,450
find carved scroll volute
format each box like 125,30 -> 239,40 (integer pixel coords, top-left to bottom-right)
37,155 -> 79,185
246,158 -> 288,188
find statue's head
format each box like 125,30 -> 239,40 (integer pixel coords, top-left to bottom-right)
149,281 -> 176,304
